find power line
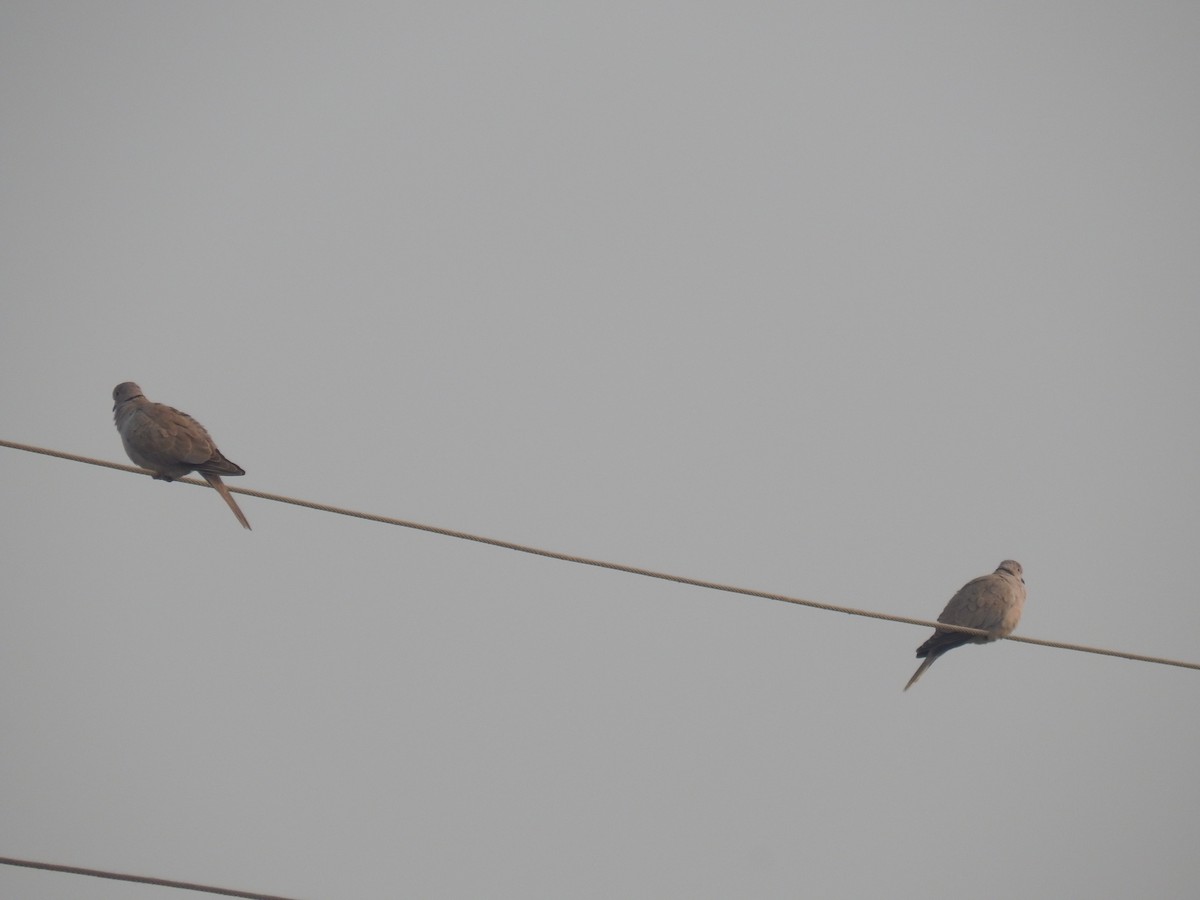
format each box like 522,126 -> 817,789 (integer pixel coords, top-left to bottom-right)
0,854 -> 301,899
4,437 -> 1199,673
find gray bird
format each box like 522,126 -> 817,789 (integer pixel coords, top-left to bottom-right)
112,382 -> 251,529
904,560 -> 1025,691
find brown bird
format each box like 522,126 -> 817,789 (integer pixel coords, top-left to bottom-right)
904,560 -> 1026,691
112,381 -> 251,529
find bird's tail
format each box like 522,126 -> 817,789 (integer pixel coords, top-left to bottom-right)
903,655 -> 937,691
202,473 -> 252,530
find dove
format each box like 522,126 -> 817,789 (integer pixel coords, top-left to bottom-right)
112,381 -> 251,529
904,560 -> 1025,691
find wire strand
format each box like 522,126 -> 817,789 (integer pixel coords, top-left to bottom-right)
0,854 -> 301,899
4,438 -> 1198,673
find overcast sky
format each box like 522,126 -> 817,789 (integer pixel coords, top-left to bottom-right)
3,3 -> 1199,899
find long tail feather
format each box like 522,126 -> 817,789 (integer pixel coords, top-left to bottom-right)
202,473 -> 251,530
904,655 -> 937,691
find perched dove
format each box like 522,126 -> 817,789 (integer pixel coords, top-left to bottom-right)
904,560 -> 1025,691
112,382 -> 251,530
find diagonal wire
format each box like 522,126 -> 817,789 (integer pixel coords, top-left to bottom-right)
0,854 -> 300,899
4,438 -> 1198,672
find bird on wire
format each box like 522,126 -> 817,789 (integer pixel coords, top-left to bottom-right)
904,560 -> 1026,691
112,381 -> 251,530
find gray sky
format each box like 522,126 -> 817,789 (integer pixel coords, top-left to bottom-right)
3,3 -> 1199,898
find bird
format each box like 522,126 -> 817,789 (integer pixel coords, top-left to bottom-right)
112,381 -> 251,529
904,560 -> 1026,691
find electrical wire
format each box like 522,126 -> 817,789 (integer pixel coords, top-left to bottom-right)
4,438 -> 1198,672
0,854 -> 300,899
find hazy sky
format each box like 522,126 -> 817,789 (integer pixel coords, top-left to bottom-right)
3,4 -> 1199,899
